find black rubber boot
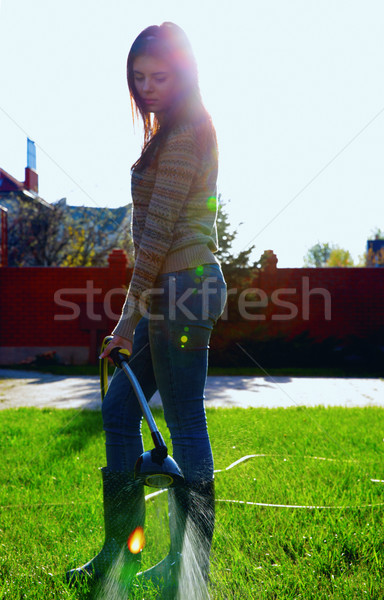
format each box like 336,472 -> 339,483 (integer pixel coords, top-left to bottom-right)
66,468 -> 145,587
137,480 -> 215,599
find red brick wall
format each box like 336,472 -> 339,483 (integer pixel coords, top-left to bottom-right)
0,249 -> 132,365
212,260 -> 384,366
252,266 -> 383,340
0,250 -> 383,365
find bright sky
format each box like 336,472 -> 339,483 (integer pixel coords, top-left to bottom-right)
1,0 -> 384,267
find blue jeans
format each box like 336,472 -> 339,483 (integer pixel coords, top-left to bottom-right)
102,263 -> 227,483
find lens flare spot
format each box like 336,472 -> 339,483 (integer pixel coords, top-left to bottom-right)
180,335 -> 188,343
184,327 -> 189,332
127,526 -> 145,554
206,196 -> 217,212
195,265 -> 204,276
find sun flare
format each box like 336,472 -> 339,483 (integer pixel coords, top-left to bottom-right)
127,526 -> 145,554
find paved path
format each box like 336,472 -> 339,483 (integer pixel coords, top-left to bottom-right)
0,369 -> 383,410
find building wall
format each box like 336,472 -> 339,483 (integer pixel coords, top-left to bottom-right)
0,250 -> 383,365
212,260 -> 384,367
252,266 -> 383,340
0,249 -> 131,365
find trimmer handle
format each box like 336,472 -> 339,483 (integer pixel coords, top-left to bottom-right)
99,337 -> 131,400
109,346 -> 131,369
99,336 -> 114,401
99,336 -> 168,457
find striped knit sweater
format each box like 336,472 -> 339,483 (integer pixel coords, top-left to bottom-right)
113,122 -> 219,341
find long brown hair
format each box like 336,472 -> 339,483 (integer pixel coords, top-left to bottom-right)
127,22 -> 216,171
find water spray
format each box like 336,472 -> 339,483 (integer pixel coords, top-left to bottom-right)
100,336 -> 184,489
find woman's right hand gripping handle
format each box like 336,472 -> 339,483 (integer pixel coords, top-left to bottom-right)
99,334 -> 133,362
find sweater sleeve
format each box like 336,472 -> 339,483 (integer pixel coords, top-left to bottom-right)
113,126 -> 199,340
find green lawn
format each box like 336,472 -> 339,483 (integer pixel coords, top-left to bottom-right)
1,406 -> 383,599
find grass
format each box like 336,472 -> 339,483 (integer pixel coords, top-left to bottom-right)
1,406 -> 384,599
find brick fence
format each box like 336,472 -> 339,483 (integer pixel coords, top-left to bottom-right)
0,249 -> 132,365
0,249 -> 383,365
213,256 -> 384,367
240,263 -> 383,341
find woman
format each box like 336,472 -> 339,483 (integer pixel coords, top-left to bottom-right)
67,22 -> 226,596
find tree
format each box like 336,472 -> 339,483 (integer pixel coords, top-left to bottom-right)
6,194 -> 133,267
7,194 -> 69,266
326,247 -> 354,267
58,206 -> 134,267
303,242 -> 333,267
366,227 -> 384,267
369,227 -> 384,239
216,196 -> 258,274
303,242 -> 355,267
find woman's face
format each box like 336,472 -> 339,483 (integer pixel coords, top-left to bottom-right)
132,55 -> 179,121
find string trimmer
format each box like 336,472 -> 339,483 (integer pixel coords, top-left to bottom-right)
100,336 -> 184,489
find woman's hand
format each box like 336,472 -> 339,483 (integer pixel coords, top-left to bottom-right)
99,334 -> 133,362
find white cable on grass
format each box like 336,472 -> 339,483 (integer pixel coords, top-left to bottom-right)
213,453 -> 382,511
4,454 -> 378,509
214,454 -> 358,473
216,499 -> 384,510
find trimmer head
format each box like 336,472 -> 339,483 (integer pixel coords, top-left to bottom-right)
135,450 -> 185,488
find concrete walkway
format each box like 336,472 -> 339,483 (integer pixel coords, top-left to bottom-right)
0,369 -> 383,410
